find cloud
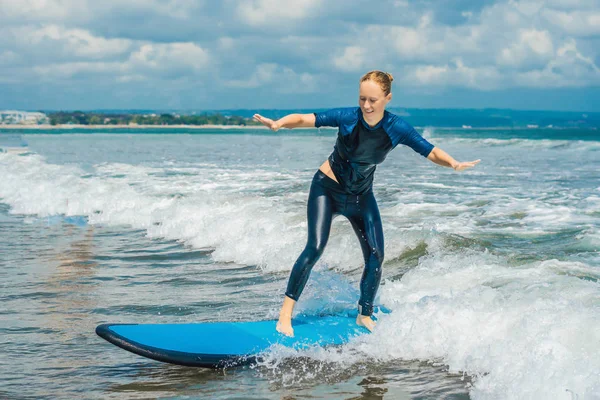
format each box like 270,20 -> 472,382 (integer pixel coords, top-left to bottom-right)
0,0 -> 84,23
498,29 -> 555,68
406,59 -> 502,89
235,0 -> 322,26
509,0 -> 546,16
545,0 -> 599,10
129,42 -> 209,75
332,46 -> 368,72
0,0 -> 598,110
0,0 -> 204,23
514,39 -> 600,87
0,24 -> 133,74
4,34 -> 210,84
224,63 -> 317,93
22,25 -> 132,59
330,17 -> 482,70
543,10 -> 600,37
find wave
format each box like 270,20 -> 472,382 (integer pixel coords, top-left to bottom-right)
368,254 -> 600,399
2,149 -> 599,398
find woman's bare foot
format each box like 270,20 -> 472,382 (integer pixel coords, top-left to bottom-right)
276,296 -> 296,337
276,317 -> 294,337
356,314 -> 376,332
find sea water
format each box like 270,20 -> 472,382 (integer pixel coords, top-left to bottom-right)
0,127 -> 599,399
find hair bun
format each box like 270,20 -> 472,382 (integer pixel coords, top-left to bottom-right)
360,70 -> 394,95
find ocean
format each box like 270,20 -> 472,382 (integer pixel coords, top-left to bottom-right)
0,126 -> 599,399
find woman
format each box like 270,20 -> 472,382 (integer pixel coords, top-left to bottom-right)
253,71 -> 480,337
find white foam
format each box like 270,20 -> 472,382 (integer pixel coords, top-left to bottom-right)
0,152 -> 374,273
254,252 -> 600,398
356,254 -> 600,399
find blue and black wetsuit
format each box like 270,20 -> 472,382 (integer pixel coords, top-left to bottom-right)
285,107 -> 435,316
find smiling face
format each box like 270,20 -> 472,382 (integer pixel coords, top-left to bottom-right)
359,79 -> 392,127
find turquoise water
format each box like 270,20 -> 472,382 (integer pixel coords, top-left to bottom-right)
1,128 -> 599,399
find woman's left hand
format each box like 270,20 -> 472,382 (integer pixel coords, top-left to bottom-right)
453,159 -> 481,171
253,114 -> 280,131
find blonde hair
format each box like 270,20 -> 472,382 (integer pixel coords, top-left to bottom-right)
360,70 -> 394,96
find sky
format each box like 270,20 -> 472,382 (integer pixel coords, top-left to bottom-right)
0,0 -> 599,112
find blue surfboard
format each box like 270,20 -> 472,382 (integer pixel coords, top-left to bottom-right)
96,314 -> 369,368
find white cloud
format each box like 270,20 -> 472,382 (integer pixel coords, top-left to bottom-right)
0,0 -> 84,21
359,22 -> 481,65
0,24 -> 133,65
332,46 -> 368,72
26,25 -> 132,59
128,42 -> 210,75
236,0 -> 321,26
91,0 -> 205,21
0,0 -> 204,23
545,0 -> 599,10
393,27 -> 425,56
498,29 -> 554,68
225,63 -> 317,93
479,2 -> 529,30
323,0 -> 598,92
543,10 -> 600,37
509,0 -> 545,16
148,0 -> 205,20
225,63 -> 278,88
413,64 -> 448,84
0,0 -> 599,109
515,39 -> 600,87
18,41 -> 210,82
453,59 -> 503,88
407,59 -> 502,89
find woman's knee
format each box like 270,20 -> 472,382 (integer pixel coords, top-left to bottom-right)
304,240 -> 327,261
364,245 -> 384,267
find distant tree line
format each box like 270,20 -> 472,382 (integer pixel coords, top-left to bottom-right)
48,111 -> 260,126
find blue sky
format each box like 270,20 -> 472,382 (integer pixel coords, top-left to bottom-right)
0,0 -> 599,111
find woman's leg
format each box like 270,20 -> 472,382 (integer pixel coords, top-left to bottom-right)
277,178 -> 335,336
346,192 -> 384,331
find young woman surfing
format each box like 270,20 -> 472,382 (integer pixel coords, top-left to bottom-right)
253,71 -> 480,336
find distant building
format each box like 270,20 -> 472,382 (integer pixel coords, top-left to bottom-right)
0,110 -> 49,125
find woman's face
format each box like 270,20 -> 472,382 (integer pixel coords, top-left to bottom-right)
359,80 -> 392,123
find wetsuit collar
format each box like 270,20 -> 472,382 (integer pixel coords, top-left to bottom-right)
359,109 -> 386,131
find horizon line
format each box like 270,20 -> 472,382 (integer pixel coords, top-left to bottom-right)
2,107 -> 599,114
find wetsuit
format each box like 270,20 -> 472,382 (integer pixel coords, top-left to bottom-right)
285,107 -> 434,316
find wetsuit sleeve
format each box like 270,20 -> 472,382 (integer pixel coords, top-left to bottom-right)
314,108 -> 348,128
391,118 -> 434,157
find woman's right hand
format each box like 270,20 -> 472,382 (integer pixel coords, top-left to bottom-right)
253,114 -> 280,131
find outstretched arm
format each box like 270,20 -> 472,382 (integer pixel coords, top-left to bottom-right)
253,113 -> 316,131
427,147 -> 481,171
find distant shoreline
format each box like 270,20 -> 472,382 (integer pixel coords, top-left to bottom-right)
0,124 -> 265,129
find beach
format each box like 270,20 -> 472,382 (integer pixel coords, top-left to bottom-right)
0,124 -> 259,129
